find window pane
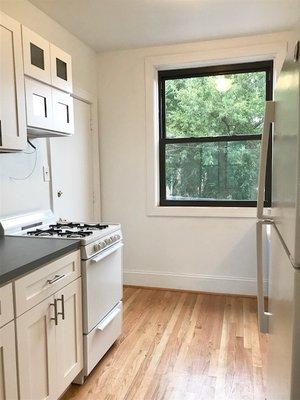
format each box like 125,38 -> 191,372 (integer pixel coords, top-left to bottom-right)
56,58 -> 68,81
165,141 -> 260,201
165,71 -> 266,138
30,43 -> 45,70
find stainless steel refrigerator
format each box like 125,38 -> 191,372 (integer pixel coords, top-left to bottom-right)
256,37 -> 300,400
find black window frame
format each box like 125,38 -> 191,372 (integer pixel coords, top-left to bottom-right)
158,60 -> 273,207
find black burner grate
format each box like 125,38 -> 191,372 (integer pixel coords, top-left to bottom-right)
49,222 -> 109,231
57,230 -> 93,238
27,228 -> 62,237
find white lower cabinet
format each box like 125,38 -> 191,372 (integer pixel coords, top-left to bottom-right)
17,278 -> 83,400
17,295 -> 56,400
0,321 -> 18,400
55,279 -> 83,398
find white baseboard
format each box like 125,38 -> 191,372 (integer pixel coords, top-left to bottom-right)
123,269 -> 267,296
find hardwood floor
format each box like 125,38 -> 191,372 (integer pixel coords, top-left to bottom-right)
61,287 -> 267,400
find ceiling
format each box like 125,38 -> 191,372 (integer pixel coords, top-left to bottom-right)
29,0 -> 300,52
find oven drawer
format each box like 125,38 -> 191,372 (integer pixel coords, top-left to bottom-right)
0,283 -> 14,328
84,301 -> 122,376
15,250 -> 81,316
82,242 -> 123,333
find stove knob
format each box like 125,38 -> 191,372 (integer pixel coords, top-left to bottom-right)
94,243 -> 101,252
105,239 -> 110,245
100,241 -> 106,248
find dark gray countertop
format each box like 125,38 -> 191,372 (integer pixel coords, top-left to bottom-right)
0,236 -> 80,285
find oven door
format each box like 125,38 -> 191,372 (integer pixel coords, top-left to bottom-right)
82,241 -> 123,334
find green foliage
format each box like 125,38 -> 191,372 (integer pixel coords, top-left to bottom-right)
164,72 -> 266,201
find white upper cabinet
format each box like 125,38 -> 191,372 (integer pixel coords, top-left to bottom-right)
50,44 -> 73,93
25,77 -> 53,132
22,26 -> 73,93
0,12 -> 27,152
52,88 -> 74,134
25,78 -> 74,137
22,26 -> 51,85
22,25 -> 74,136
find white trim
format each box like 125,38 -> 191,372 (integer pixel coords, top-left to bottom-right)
145,38 -> 289,218
124,268 -> 267,296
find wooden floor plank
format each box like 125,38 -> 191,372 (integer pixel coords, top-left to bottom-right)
61,287 -> 266,400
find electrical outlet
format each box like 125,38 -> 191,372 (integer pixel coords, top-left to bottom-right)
43,165 -> 51,182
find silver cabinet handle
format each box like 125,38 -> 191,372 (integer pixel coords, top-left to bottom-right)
57,294 -> 65,321
47,274 -> 66,285
50,299 -> 58,325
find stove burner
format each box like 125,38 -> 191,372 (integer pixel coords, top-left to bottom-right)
27,228 -> 62,237
57,230 -> 93,238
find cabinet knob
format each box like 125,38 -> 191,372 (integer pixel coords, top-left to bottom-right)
57,190 -> 63,198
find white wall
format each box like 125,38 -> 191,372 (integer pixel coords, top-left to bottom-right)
0,0 -> 98,217
98,32 -> 293,295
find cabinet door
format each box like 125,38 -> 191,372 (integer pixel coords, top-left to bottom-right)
52,88 -> 74,135
0,283 -> 14,328
0,12 -> 26,151
50,44 -> 73,93
25,78 -> 53,131
22,26 -> 51,84
55,278 -> 83,397
17,296 -> 56,400
0,321 -> 18,400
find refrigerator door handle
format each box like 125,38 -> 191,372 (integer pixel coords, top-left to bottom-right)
257,100 -> 276,220
256,220 -> 272,333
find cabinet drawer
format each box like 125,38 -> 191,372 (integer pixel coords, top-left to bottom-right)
84,301 -> 122,376
15,250 -> 81,316
0,283 -> 14,328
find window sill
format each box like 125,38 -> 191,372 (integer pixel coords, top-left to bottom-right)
147,205 -> 258,218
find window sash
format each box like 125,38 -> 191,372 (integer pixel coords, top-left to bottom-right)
159,138 -> 266,208
158,61 -> 273,208
161,134 -> 262,144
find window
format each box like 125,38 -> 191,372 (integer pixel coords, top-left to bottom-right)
158,61 -> 273,207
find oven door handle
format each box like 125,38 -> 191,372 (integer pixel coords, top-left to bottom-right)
97,305 -> 122,331
90,242 -> 123,263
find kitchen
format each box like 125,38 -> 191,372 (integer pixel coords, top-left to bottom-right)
0,1 -> 299,399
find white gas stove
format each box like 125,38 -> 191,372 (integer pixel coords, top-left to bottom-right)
0,210 -> 123,383
0,210 -> 122,260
